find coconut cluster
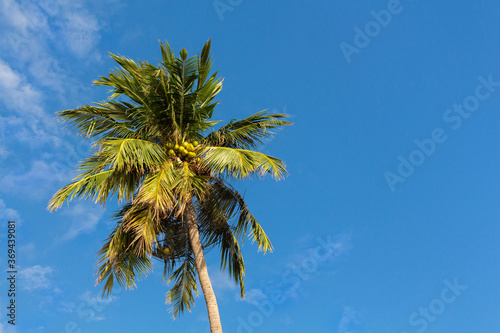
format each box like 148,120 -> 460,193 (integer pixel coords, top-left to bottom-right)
166,141 -> 200,162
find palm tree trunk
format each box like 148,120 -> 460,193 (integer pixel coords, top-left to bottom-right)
186,199 -> 223,333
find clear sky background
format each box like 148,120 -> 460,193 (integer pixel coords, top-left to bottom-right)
1,0 -> 500,332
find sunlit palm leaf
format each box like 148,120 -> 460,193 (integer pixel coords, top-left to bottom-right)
202,147 -> 287,180
97,220 -> 153,297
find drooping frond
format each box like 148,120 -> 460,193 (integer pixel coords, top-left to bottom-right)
120,204 -> 162,255
204,111 -> 291,149
48,138 -> 167,211
96,215 -> 153,297
198,179 -> 273,254
204,221 -> 245,298
166,251 -> 198,318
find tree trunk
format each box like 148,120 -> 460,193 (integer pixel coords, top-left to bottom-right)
185,199 -> 223,333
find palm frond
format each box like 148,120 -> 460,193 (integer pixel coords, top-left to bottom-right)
96,219 -> 153,297
202,147 -> 287,180
166,252 -> 198,318
198,179 -> 273,254
204,222 -> 245,298
48,137 -> 166,211
56,101 -> 135,139
134,162 -> 177,214
172,162 -> 208,212
204,111 -> 291,149
121,204 -> 162,255
99,138 -> 167,172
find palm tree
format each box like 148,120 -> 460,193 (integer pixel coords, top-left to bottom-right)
48,40 -> 290,332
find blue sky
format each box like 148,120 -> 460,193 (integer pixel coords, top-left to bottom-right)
1,0 -> 500,332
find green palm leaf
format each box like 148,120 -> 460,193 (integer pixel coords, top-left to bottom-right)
205,110 -> 291,149
202,146 -> 287,180
166,253 -> 198,318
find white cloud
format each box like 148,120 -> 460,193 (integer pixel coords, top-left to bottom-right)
58,301 -> 76,313
58,10 -> 101,59
61,203 -> 104,240
0,321 -> 17,333
28,56 -> 66,93
19,265 -> 53,291
0,59 -> 62,150
0,58 -> 44,117
338,306 -> 359,333
0,0 -> 36,35
209,268 -> 237,293
78,291 -> 118,322
0,160 -> 63,197
0,199 -> 20,221
0,1 -> 121,203
0,145 -> 8,160
0,0 -> 102,62
242,288 -> 268,306
19,242 -> 36,261
0,0 -> 108,151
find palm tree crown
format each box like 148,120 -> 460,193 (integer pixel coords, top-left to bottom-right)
48,40 -> 291,331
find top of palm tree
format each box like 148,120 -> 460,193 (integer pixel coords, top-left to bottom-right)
48,39 -> 291,318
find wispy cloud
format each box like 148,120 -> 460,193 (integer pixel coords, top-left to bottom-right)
19,241 -> 36,261
0,145 -> 8,161
338,306 -> 360,333
209,267 -> 238,293
60,203 -> 104,240
0,0 -> 103,62
79,291 -> 119,322
0,160 -> 63,198
242,288 -> 268,306
28,56 -> 66,93
58,301 -> 76,313
58,10 -> 101,59
0,58 -> 44,117
19,265 -> 53,291
0,58 -> 61,150
0,198 -> 20,221
0,320 -> 17,333
0,1 -> 112,204
0,0 -> 46,37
